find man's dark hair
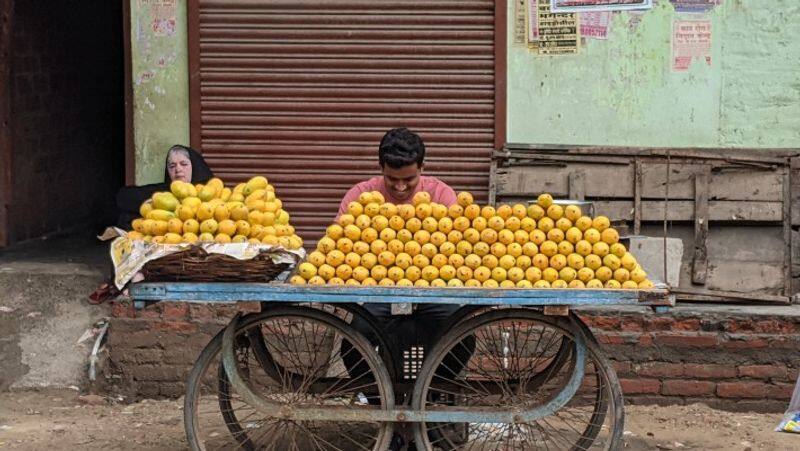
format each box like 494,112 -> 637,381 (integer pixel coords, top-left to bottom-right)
378,127 -> 426,169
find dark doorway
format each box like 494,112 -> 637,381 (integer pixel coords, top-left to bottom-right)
3,0 -> 125,246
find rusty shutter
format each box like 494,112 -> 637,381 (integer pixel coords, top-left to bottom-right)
189,1 -> 504,243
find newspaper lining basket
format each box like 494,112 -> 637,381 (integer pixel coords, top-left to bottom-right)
142,246 -> 291,283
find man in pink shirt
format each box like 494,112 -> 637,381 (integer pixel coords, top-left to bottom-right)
337,127 -> 457,216
338,128 -> 472,450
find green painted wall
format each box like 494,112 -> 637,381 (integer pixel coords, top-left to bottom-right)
507,0 -> 800,148
130,0 -> 189,184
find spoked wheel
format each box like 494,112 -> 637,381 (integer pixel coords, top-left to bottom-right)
412,309 -> 624,451
249,303 -> 400,388
184,306 -> 395,451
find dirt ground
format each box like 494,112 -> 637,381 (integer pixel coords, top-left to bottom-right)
0,389 -> 797,450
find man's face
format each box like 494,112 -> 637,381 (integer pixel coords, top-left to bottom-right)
382,163 -> 422,202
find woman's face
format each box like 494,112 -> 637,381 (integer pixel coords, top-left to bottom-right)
167,152 -> 192,182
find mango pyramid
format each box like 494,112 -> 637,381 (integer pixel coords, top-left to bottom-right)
292,191 -> 653,289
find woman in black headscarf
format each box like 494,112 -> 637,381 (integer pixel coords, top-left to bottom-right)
115,145 -> 213,229
91,145 -> 214,303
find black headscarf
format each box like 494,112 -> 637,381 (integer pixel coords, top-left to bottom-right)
115,145 -> 215,228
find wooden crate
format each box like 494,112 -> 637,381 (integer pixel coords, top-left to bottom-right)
490,144 -> 800,304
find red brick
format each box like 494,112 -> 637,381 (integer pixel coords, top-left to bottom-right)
753,320 -> 794,334
139,304 -> 161,319
236,302 -> 261,313
153,321 -> 198,334
683,364 -> 737,379
161,302 -> 189,320
662,380 -> 716,396
596,333 -> 625,345
110,301 -> 135,319
722,319 -> 754,333
765,383 -> 794,400
586,316 -> 621,330
189,304 -> 215,321
638,334 -> 654,346
644,317 -> 674,331
769,336 -> 800,349
653,333 -> 719,348
717,382 -> 767,399
673,319 -> 701,331
636,362 -> 684,378
612,361 -> 633,377
619,378 -> 661,394
721,335 -> 769,350
620,319 -> 644,332
739,365 -> 788,380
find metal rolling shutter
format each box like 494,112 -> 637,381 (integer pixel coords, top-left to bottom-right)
190,0 -> 500,243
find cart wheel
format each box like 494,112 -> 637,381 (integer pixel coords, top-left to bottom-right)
252,303 -> 400,385
184,306 -> 395,451
411,309 -> 624,451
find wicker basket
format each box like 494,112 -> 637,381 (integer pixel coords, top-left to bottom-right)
142,246 -> 292,283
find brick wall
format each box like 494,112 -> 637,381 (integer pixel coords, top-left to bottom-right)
102,302 -> 800,412
7,0 -> 124,243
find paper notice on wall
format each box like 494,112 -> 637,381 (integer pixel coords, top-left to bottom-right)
580,11 -> 611,39
551,0 -> 652,13
514,0 -> 527,44
672,20 -> 712,72
536,0 -> 580,55
527,0 -> 541,50
670,0 -> 723,13
140,0 -> 177,36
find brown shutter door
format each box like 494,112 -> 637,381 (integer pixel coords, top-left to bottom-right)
191,1 -> 498,243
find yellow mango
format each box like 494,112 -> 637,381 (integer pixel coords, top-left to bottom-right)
177,205 -> 195,221
183,219 -> 200,234
147,209 -> 176,222
206,177 -> 224,193
198,185 -> 217,202
243,176 -> 268,195
170,181 -> 190,199
214,204 -> 230,222
127,231 -> 144,241
152,220 -> 169,236
185,183 -> 197,198
139,200 -> 153,218
199,219 -> 218,235
131,218 -> 145,233
181,196 -> 201,208
245,189 -> 266,205
233,183 -> 246,194
217,219 -> 237,236
153,192 -> 179,211
245,199 -> 265,212
141,219 -> 156,236
219,187 -> 232,202
164,233 -> 182,244
167,218 -> 183,234
196,203 -> 215,221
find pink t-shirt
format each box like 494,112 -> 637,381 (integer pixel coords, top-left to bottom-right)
338,175 -> 457,217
